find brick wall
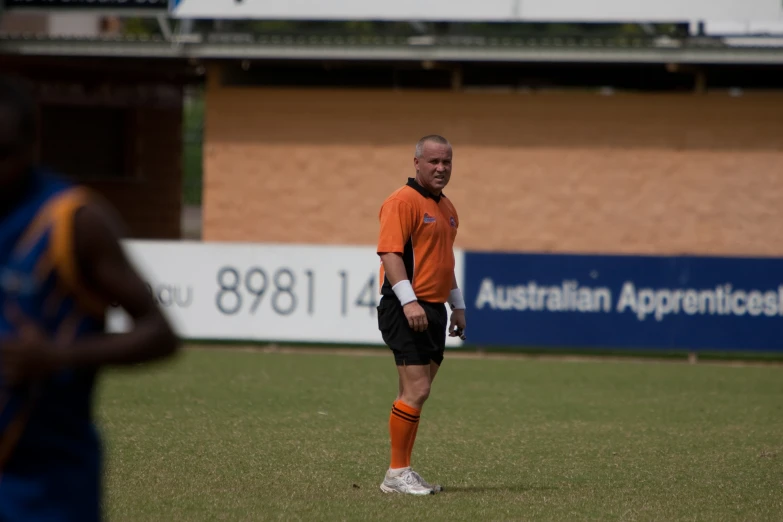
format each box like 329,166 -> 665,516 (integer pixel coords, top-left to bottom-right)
203,86 -> 783,256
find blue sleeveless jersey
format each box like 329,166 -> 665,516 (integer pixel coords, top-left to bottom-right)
0,170 -> 108,522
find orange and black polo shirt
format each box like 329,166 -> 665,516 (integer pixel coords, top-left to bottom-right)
377,177 -> 459,304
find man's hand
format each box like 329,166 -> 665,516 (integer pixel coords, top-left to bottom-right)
449,309 -> 467,340
403,301 -> 428,332
1,303 -> 66,387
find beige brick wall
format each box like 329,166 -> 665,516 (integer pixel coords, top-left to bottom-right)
204,85 -> 783,256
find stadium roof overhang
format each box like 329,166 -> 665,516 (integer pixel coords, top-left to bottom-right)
2,33 -> 783,65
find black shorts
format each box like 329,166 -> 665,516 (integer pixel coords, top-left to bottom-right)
377,296 -> 447,366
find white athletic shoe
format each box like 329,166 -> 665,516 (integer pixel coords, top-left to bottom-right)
380,468 -> 435,495
410,469 -> 443,493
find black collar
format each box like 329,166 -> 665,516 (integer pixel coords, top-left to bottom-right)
407,177 -> 443,203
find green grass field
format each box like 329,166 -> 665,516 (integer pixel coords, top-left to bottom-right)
98,347 -> 783,521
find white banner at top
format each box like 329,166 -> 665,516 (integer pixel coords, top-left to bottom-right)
169,0 -> 783,23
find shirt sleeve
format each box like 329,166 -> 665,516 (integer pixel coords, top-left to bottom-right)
377,198 -> 415,255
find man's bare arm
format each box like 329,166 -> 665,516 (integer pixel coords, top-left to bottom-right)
62,202 -> 180,368
379,252 -> 409,287
379,252 -> 428,332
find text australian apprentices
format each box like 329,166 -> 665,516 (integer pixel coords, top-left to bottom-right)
375,134 -> 467,496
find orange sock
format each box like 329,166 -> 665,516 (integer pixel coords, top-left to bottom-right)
408,421 -> 420,462
389,400 -> 420,470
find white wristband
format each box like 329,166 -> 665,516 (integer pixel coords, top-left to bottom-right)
449,288 -> 466,310
392,280 -> 417,306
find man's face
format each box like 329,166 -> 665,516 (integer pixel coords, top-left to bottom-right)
0,105 -> 32,189
414,141 -> 452,195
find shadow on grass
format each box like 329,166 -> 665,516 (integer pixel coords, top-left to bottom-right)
442,484 -> 556,494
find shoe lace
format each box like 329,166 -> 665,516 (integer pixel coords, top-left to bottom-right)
402,470 -> 419,486
410,470 -> 428,485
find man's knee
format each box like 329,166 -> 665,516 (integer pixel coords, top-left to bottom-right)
402,375 -> 431,406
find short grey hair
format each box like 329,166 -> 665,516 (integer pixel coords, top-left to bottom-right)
415,135 -> 451,158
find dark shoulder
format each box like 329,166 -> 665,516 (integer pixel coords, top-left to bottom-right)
72,193 -> 128,269
76,193 -> 126,236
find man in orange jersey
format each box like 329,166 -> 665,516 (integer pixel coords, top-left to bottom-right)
376,134 -> 467,495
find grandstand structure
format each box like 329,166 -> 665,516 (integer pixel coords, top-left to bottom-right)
0,4 -> 782,246
2,23 -> 783,64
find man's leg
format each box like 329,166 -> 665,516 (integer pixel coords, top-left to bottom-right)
397,361 -> 437,408
395,360 -> 436,467
378,299 -> 444,495
404,358 -> 445,492
407,361 -> 440,455
429,361 -> 441,381
398,363 -> 432,409
381,362 -> 435,495
390,363 -> 431,471
397,304 -> 448,492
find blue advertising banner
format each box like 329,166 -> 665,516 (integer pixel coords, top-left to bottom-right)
463,252 -> 783,352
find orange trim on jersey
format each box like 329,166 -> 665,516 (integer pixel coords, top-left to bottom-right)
15,188 -> 81,259
17,187 -> 108,320
49,190 -> 107,319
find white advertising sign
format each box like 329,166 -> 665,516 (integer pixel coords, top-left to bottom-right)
170,0 -> 518,21
108,240 -> 465,348
520,0 -> 782,23
170,0 -> 783,23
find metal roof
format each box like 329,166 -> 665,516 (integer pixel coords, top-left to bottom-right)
1,32 -> 782,64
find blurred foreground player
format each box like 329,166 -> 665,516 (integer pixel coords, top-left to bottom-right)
376,135 -> 467,495
0,75 -> 180,521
